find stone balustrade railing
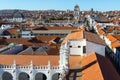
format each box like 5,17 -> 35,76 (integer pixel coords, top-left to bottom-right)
0,65 -> 13,69
34,66 -> 48,69
0,65 -> 60,70
17,66 -> 30,69
51,66 -> 59,69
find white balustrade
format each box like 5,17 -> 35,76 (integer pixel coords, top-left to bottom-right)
16,66 -> 30,69
0,65 -> 13,69
0,43 -> 69,80
51,66 -> 59,70
34,66 -> 48,69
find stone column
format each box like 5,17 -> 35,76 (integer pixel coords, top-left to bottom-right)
0,71 -> 3,80
47,61 -> 52,80
29,61 -> 35,80
12,60 -> 18,80
59,46 -> 64,68
58,74 -> 63,80
0,66 -> 3,80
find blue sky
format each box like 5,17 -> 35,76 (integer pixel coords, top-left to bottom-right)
0,0 -> 120,11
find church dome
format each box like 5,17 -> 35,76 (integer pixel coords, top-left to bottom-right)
74,4 -> 80,11
75,4 -> 79,8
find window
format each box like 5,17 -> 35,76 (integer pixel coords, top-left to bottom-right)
78,46 -> 81,48
83,46 -> 86,53
69,45 -> 72,48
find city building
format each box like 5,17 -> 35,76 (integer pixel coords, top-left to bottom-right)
2,11 -> 25,22
0,6 -> 120,80
74,4 -> 80,24
21,30 -> 35,38
0,24 -> 13,35
62,29 -> 106,56
0,43 -> 23,54
31,26 -> 77,36
0,41 -> 69,80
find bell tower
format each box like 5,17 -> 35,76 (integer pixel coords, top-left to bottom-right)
74,4 -> 80,24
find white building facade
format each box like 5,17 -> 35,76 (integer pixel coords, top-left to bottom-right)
65,39 -> 105,56
21,31 -> 35,38
62,30 -> 106,56
0,42 -> 69,80
0,25 -> 13,35
74,5 -> 80,24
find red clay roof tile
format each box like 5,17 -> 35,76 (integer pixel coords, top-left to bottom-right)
62,30 -> 106,45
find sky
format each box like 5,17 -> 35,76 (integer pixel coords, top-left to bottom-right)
0,0 -> 120,11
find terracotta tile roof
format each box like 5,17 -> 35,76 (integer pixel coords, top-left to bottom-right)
36,35 -> 64,43
98,29 -> 105,35
68,53 -> 120,80
46,46 -> 60,55
83,31 -> 106,46
106,27 -> 114,33
0,37 -> 4,40
95,18 -> 112,23
69,56 -> 83,69
71,26 -> 86,33
106,35 -> 117,42
4,28 -> 19,35
33,26 -> 77,30
81,53 -> 120,80
71,29 -> 81,33
0,45 -> 6,48
95,24 -> 101,29
106,26 -> 120,33
62,30 -> 106,46
62,31 -> 83,44
96,53 -> 120,80
112,34 -> 120,40
49,37 -> 61,44
18,52 -> 48,55
17,44 -> 60,55
111,41 -> 120,48
81,53 -> 103,80
6,38 -> 32,46
0,37 -> 7,45
66,53 -> 120,80
0,53 -> 119,80
0,55 -> 59,66
5,38 -> 48,48
0,53 -> 82,69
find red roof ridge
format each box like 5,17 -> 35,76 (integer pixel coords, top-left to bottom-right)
81,52 -> 120,80
62,30 -> 106,46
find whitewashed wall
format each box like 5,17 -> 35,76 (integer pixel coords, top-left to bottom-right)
113,48 -> 116,53
86,41 -> 105,56
21,31 -> 35,38
104,36 -> 111,48
68,39 -> 86,55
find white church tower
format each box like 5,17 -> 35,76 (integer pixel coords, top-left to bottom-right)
74,4 -> 80,24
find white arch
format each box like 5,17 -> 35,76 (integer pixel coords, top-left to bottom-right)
18,72 -> 30,80
52,73 -> 60,80
2,71 -> 13,80
35,72 -> 47,80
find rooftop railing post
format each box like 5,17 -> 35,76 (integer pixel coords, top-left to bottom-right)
13,60 -> 18,80
47,61 -> 52,80
29,60 -> 35,80
13,60 -> 16,69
